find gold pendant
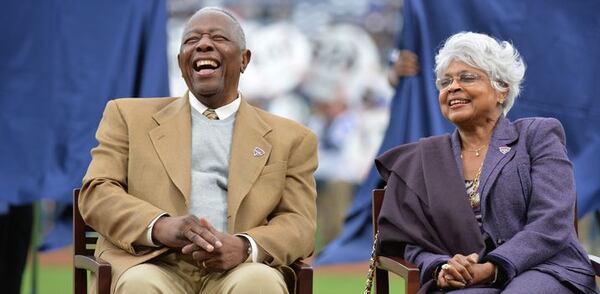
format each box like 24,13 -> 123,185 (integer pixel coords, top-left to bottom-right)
470,192 -> 480,208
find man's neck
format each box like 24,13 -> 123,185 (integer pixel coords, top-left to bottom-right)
192,92 -> 237,109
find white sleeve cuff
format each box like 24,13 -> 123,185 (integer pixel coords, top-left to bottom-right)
235,233 -> 258,263
138,212 -> 168,247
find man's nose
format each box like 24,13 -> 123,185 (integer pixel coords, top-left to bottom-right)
195,35 -> 214,52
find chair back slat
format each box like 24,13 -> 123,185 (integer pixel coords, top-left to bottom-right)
372,189 -> 385,233
73,189 -> 98,256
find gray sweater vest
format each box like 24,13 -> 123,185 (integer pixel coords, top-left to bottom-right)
189,108 -> 235,232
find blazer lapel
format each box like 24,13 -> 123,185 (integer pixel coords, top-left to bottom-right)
227,100 -> 272,232
420,135 -> 485,254
479,117 -> 518,206
149,95 -> 192,203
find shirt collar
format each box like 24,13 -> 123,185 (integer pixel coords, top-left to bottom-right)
188,91 -> 241,120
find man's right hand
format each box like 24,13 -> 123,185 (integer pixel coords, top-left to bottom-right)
152,215 -> 222,251
388,49 -> 419,86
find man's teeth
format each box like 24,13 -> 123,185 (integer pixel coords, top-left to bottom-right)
196,60 -> 218,68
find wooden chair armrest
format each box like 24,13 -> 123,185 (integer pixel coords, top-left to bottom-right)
589,254 -> 600,276
290,260 -> 313,294
74,255 -> 112,294
376,256 -> 420,294
377,256 -> 420,280
74,255 -> 111,273
290,260 -> 312,271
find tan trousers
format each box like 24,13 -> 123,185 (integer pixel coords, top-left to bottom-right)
114,253 -> 288,294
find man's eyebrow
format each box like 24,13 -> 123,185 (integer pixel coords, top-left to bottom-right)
183,29 -> 232,41
184,28 -> 227,35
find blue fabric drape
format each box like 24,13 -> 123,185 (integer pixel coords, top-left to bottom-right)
316,0 -> 600,265
0,0 -> 170,208
0,0 -> 169,250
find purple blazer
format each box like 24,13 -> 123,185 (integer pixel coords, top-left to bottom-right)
376,116 -> 596,293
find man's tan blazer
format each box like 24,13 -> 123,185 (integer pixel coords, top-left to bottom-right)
79,94 -> 318,292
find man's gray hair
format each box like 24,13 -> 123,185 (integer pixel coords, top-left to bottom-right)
434,32 -> 525,115
187,7 -> 246,49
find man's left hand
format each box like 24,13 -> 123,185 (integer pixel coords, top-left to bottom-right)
181,218 -> 249,272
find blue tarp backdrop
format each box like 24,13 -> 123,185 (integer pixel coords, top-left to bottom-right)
0,0 -> 170,248
317,0 -> 600,265
0,0 -> 170,209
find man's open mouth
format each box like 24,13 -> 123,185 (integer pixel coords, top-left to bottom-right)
193,59 -> 220,72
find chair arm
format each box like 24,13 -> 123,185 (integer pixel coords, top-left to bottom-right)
74,255 -> 112,294
290,260 -> 312,294
377,256 -> 420,281
589,254 -> 600,276
74,255 -> 111,273
290,260 -> 312,271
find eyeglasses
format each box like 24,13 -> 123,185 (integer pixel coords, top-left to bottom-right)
435,72 -> 483,90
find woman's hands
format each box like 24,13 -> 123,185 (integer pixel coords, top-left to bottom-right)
436,253 -> 497,289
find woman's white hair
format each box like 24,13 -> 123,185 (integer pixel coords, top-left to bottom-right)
434,32 -> 526,115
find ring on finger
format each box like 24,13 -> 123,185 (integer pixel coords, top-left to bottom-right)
441,263 -> 451,271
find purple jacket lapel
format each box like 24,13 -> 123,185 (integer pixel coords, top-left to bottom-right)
450,116 -> 519,213
480,117 -> 519,206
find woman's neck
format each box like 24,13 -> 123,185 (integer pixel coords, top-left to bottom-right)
457,114 -> 501,149
459,129 -> 491,150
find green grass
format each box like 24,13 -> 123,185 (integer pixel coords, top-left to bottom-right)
21,265 -> 406,294
21,265 -> 72,294
314,272 -> 405,293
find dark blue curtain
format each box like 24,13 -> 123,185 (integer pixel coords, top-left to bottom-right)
0,0 -> 170,249
317,0 -> 600,265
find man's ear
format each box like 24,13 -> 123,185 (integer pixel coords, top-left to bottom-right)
240,49 -> 251,73
177,53 -> 183,76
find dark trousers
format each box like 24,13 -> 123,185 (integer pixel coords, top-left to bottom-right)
0,204 -> 33,294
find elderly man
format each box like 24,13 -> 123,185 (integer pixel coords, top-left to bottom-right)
79,7 -> 317,294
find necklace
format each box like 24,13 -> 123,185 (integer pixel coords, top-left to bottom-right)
469,164 -> 483,208
461,145 -> 486,158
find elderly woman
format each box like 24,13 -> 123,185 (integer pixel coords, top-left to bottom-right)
375,32 -> 597,293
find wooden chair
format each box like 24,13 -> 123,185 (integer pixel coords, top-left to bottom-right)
73,189 -> 111,294
292,260 -> 314,294
371,188 -> 600,294
372,189 -> 420,294
73,189 -> 313,294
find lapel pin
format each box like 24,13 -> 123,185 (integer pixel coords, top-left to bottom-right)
499,146 -> 511,154
253,147 -> 265,157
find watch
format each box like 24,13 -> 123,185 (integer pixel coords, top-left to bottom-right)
244,241 -> 252,262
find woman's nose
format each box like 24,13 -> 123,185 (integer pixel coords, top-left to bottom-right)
447,79 -> 461,92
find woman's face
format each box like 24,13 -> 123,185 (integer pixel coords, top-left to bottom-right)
438,60 -> 506,127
